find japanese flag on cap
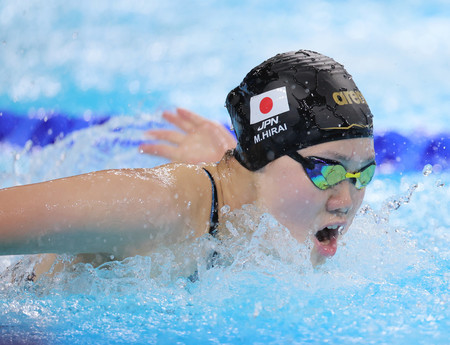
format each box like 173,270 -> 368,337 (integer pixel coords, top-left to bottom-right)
250,86 -> 290,124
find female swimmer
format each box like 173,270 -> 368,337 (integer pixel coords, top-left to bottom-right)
0,50 -> 376,277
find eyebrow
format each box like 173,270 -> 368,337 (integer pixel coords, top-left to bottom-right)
319,151 -> 376,165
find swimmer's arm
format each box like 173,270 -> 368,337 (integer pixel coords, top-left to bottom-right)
0,168 -> 191,257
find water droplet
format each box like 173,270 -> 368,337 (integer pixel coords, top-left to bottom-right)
24,140 -> 33,152
422,164 -> 433,176
253,301 -> 263,317
220,205 -> 230,215
226,220 -> 239,237
387,200 -> 401,210
435,180 -> 445,188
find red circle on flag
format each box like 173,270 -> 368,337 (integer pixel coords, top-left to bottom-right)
259,97 -> 273,114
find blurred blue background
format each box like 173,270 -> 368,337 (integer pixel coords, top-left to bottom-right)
0,0 -> 449,169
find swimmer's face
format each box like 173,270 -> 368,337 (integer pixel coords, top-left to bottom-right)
255,138 -> 375,265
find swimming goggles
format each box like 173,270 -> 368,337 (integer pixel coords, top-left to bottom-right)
287,152 -> 376,190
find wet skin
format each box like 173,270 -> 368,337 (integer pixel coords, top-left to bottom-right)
254,138 -> 375,265
0,138 -> 375,279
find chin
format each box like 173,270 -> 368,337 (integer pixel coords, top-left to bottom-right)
310,245 -> 331,267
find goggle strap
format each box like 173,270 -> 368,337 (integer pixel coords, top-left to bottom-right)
287,151 -> 315,170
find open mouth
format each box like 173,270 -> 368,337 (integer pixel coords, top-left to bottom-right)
313,225 -> 343,257
315,225 -> 340,244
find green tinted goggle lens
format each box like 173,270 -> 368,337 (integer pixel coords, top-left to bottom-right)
288,152 -> 376,190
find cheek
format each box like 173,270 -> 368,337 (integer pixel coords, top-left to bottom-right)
282,186 -> 318,217
277,184 -> 325,244
353,188 -> 366,210
263,171 -> 323,221
343,189 -> 366,233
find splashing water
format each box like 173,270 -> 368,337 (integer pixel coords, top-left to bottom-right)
0,116 -> 449,344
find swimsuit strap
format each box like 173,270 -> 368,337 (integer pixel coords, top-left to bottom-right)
202,168 -> 219,237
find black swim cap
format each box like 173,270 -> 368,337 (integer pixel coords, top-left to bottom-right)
226,50 -> 373,171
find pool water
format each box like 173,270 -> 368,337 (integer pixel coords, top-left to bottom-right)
1,0 -> 450,343
0,118 -> 448,344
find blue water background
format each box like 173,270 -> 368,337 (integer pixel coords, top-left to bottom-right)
1,0 -> 449,171
1,0 -> 450,134
0,1 -> 449,344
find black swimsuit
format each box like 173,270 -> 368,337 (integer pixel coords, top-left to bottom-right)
202,168 -> 219,237
186,168 -> 220,283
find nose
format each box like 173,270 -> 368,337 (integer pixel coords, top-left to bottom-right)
326,180 -> 355,215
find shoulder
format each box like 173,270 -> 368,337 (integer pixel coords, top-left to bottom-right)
132,163 -> 215,238
136,163 -> 210,189
101,163 -> 208,190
